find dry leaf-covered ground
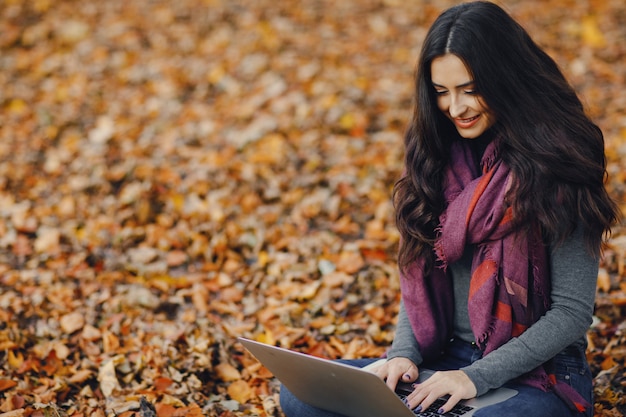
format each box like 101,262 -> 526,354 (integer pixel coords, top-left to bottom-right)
0,0 -> 625,416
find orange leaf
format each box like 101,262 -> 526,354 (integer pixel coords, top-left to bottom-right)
0,379 -> 17,392
155,403 -> 177,417
154,377 -> 173,392
360,247 -> 388,262
336,251 -> 365,274
601,355 -> 618,370
172,403 -> 203,417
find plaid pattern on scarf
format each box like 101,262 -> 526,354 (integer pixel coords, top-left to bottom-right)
400,138 -> 590,413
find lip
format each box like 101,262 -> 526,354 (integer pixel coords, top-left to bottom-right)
453,115 -> 480,129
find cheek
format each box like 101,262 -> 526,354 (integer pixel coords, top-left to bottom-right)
436,96 -> 448,112
475,99 -> 496,126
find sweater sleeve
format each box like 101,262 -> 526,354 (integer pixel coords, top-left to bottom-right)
461,226 -> 598,396
386,300 -> 424,366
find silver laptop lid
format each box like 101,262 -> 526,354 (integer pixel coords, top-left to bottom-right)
239,337 -> 416,417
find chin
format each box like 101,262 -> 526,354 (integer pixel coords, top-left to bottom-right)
457,130 -> 483,139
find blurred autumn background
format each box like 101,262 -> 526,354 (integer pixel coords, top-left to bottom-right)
0,0 -> 625,416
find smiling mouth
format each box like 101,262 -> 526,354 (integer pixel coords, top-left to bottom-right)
454,115 -> 480,128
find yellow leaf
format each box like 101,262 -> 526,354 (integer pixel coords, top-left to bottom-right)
339,113 -> 356,130
248,133 -> 288,164
7,350 -> 23,370
581,15 -> 606,48
160,394 -> 185,407
208,65 -> 225,84
258,21 -> 279,49
257,251 -> 269,268
171,193 -> 185,212
227,379 -> 254,403
256,328 -> 276,346
215,363 -> 241,382
6,99 -> 28,116
33,0 -> 52,12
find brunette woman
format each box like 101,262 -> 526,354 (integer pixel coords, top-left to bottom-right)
280,2 -> 618,416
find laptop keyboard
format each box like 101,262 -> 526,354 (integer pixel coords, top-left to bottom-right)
397,394 -> 475,416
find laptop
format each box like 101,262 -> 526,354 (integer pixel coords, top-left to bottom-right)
239,337 -> 518,417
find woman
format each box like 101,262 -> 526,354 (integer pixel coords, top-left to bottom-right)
280,2 -> 618,416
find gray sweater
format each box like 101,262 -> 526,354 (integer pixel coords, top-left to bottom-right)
386,226 -> 598,396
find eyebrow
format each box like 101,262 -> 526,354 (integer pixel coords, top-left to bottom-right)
432,81 -> 475,89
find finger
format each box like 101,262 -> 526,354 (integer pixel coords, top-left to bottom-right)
439,395 -> 462,414
385,368 -> 404,391
405,384 -> 429,411
408,390 -> 441,414
407,376 -> 450,413
402,367 -> 418,382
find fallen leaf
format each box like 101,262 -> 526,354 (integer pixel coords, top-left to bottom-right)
0,409 -> 25,417
215,363 -> 241,382
68,369 -> 93,384
0,380 -> 17,392
60,312 -> 86,334
581,15 -> 606,48
98,357 -> 123,397
227,380 -> 254,404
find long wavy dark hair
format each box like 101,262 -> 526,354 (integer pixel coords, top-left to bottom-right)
394,1 -> 619,273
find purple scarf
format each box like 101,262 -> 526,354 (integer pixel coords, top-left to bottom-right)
400,138 -> 589,413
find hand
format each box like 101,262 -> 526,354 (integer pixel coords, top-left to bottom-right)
406,370 -> 477,414
369,357 -> 419,392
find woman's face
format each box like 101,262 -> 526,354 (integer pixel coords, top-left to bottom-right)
430,54 -> 495,139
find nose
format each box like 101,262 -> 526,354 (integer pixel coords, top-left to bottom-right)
449,94 -> 467,118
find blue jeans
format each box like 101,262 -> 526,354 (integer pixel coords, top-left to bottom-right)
279,339 -> 593,417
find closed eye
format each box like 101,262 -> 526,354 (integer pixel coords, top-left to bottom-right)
432,81 -> 477,96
